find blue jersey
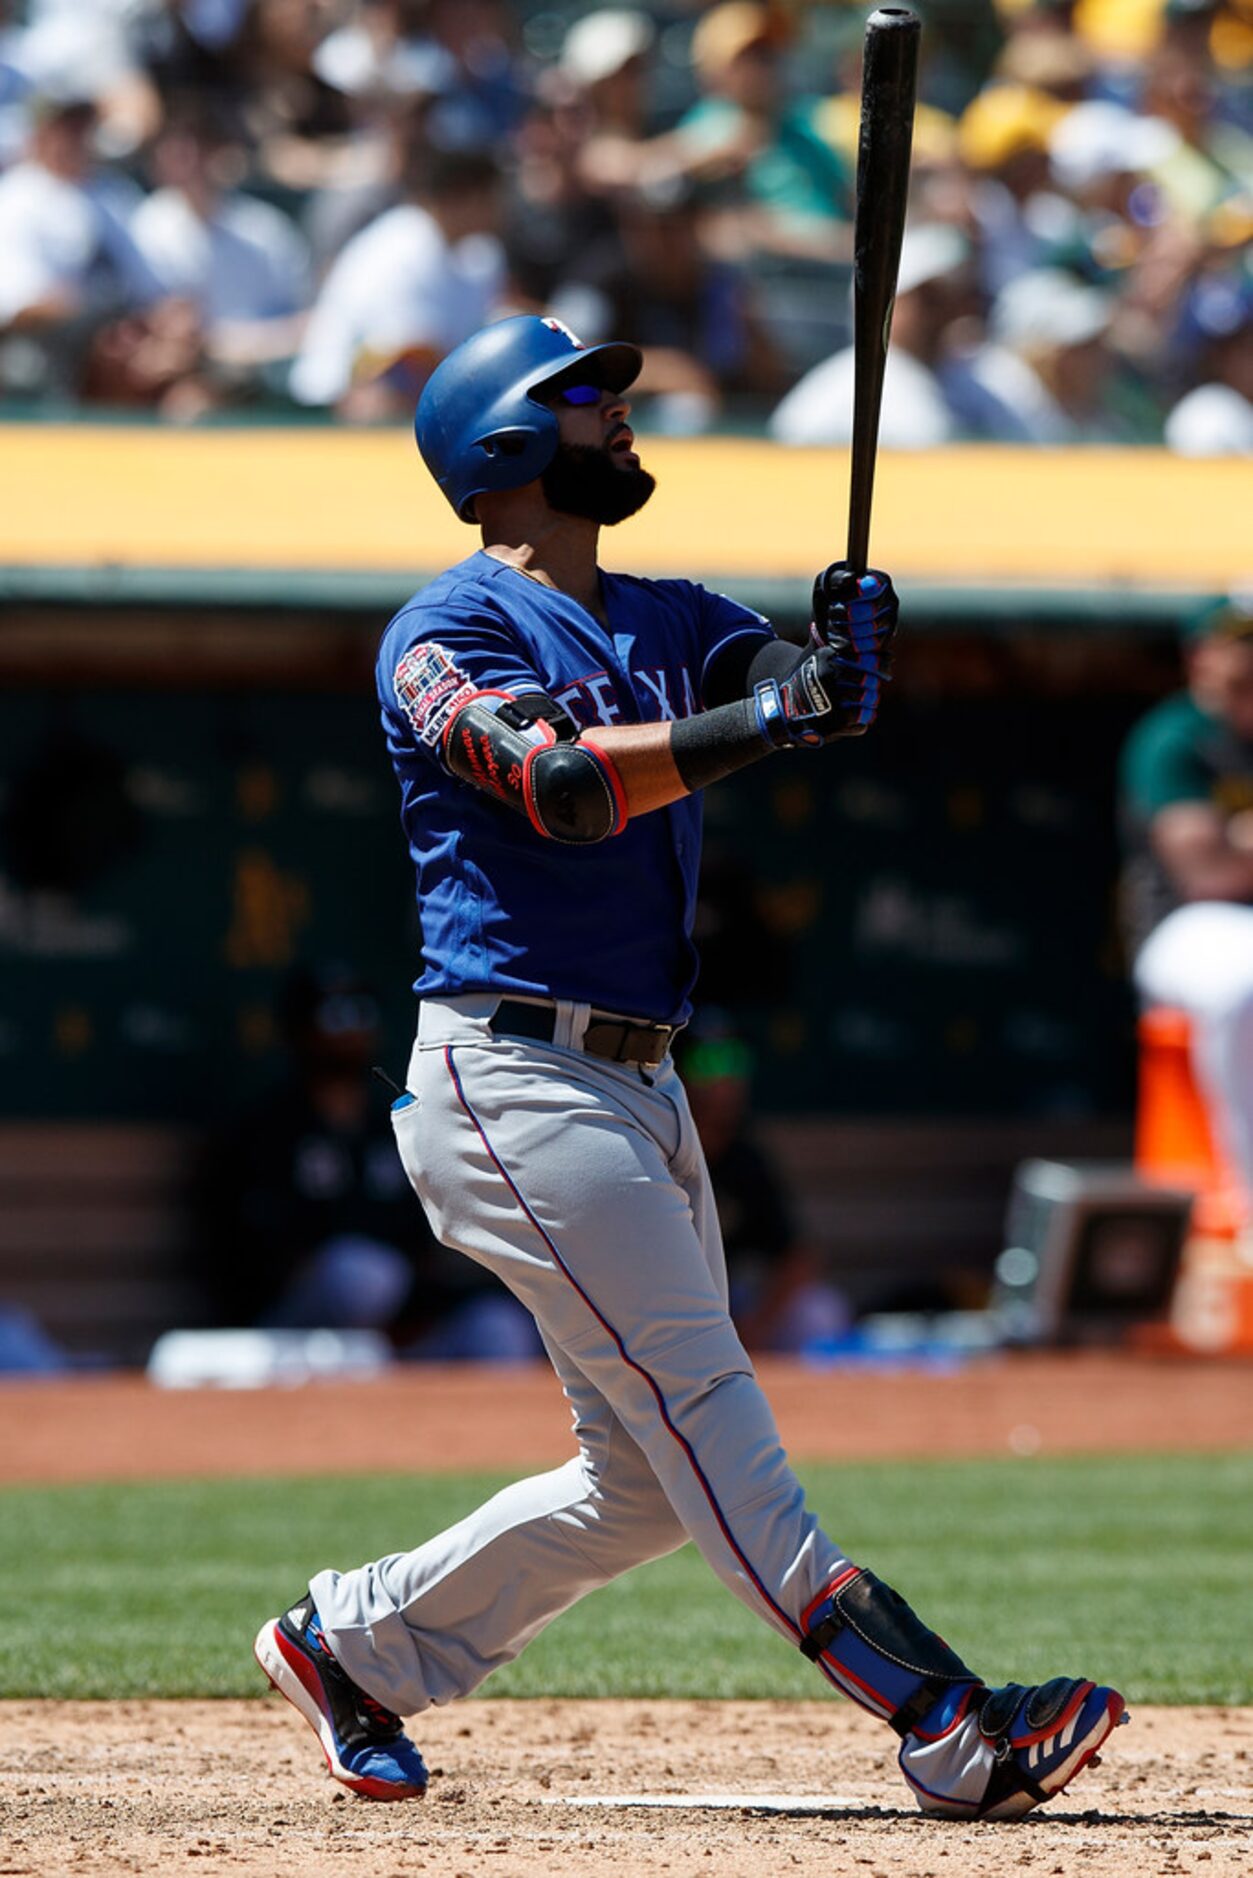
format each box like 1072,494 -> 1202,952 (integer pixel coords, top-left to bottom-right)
376,549 -> 773,1022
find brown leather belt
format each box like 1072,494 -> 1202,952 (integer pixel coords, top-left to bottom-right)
489,999 -> 678,1068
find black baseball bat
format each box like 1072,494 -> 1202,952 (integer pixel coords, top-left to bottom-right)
846,7 -> 920,575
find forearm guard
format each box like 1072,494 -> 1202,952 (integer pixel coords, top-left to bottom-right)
443,690 -> 627,844
670,634 -> 877,791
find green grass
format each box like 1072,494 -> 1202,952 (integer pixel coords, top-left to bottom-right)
2,1452 -> 1249,1705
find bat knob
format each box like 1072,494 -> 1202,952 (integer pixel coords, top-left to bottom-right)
815,563 -> 861,607
867,7 -> 920,31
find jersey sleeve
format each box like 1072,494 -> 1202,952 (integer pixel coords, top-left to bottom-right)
1121,704 -> 1214,817
380,602 -> 548,766
694,585 -> 776,708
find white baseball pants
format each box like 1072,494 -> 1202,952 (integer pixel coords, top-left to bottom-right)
311,993 -> 852,1715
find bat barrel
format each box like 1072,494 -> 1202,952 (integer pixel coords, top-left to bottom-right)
847,7 -> 920,573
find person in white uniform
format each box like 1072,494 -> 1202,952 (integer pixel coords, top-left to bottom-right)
1121,596 -> 1253,1209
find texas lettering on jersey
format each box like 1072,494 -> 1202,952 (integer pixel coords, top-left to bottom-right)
553,665 -> 698,726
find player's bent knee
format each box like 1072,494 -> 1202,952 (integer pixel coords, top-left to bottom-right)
620,1317 -> 753,1396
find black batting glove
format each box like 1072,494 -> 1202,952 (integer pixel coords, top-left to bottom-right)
811,562 -> 898,676
753,642 -> 884,748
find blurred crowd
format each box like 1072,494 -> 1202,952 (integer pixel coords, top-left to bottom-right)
0,0 -> 1248,448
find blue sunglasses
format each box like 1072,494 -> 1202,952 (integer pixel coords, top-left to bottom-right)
550,383 -> 603,406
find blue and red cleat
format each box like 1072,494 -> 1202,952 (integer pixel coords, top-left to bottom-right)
900,1675 -> 1129,1820
254,1594 -> 428,1801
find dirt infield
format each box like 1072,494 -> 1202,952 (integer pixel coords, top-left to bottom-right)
6,1350 -> 1253,1484
2,1699 -> 1250,1878
7,1353 -> 1251,1876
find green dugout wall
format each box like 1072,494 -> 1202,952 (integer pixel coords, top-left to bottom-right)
0,426 -> 1243,1125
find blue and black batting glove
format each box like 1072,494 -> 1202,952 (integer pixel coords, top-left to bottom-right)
753,643 -> 883,747
811,563 -> 898,678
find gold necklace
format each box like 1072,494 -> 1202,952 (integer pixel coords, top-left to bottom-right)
484,550 -> 552,587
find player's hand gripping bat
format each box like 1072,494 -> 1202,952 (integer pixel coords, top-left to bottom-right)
846,7 -> 920,575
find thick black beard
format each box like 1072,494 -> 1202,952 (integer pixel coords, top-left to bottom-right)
540,441 -> 656,526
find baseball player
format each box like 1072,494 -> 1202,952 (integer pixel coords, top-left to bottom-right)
1121,596 -> 1253,1209
255,314 -> 1127,1818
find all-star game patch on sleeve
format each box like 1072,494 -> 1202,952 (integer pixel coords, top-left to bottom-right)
379,595 -> 549,771
394,642 -> 478,750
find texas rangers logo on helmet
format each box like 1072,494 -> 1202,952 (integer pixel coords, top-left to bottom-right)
540,316 -> 585,350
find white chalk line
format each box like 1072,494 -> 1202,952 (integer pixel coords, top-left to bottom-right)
547,1791 -> 863,1813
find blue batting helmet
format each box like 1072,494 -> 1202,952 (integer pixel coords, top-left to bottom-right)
415,315 -> 642,522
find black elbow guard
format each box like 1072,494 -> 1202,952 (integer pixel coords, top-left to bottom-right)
443,691 -> 627,843
529,739 -> 626,843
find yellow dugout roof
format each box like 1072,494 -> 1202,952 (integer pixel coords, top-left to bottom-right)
0,424 -> 1246,597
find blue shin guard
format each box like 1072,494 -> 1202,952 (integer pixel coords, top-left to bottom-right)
800,1566 -> 976,1734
